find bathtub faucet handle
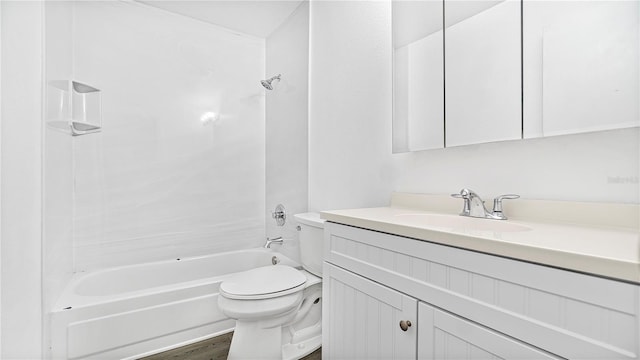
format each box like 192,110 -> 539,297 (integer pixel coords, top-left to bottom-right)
264,236 -> 284,249
272,204 -> 286,226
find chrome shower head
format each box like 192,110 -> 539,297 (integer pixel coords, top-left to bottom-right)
261,74 -> 281,90
261,79 -> 273,90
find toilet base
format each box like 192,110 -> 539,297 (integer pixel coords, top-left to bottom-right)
227,320 -> 284,360
225,278 -> 323,360
282,283 -> 322,360
226,322 -> 321,360
282,330 -> 321,360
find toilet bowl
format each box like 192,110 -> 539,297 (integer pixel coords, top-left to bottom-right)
218,212 -> 325,360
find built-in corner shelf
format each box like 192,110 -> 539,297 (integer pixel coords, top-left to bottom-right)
46,80 -> 102,136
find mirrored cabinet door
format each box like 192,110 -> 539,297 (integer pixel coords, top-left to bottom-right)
523,0 -> 640,138
392,0 -> 444,153
444,0 -> 522,147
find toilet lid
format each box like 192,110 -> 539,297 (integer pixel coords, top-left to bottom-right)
220,265 -> 307,300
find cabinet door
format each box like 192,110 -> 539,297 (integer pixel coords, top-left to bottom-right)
522,0 -> 639,138
392,0 -> 444,152
445,0 -> 522,147
323,263 -> 417,360
418,303 -> 562,360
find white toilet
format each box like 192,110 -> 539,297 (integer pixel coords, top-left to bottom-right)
218,212 -> 325,360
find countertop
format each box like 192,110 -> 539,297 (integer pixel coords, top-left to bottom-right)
320,193 -> 640,284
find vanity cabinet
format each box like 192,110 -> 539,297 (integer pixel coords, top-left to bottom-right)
323,263 -> 417,359
324,263 -> 561,360
322,222 -> 640,360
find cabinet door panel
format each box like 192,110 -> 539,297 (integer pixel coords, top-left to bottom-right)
323,263 -> 417,360
418,302 -> 562,360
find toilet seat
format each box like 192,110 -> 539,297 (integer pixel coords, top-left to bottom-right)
220,265 -> 307,300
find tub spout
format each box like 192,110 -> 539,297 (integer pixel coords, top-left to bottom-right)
264,236 -> 284,248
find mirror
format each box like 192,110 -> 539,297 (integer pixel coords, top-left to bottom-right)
523,0 -> 639,138
445,0 -> 522,147
392,0 -> 639,152
392,1 -> 444,153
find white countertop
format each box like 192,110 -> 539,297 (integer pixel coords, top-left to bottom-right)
320,193 -> 640,284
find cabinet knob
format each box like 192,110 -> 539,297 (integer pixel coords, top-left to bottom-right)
399,320 -> 412,331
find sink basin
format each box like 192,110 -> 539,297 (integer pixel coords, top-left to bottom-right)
395,213 -> 531,232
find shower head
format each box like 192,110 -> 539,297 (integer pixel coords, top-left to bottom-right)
261,74 -> 281,90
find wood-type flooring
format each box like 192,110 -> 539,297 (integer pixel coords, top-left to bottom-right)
140,332 -> 321,360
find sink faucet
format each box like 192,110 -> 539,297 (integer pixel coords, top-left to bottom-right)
452,189 -> 519,220
264,236 -> 284,248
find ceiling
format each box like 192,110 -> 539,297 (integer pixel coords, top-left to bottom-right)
139,0 -> 305,38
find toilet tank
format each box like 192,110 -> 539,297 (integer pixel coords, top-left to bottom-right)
294,212 -> 326,277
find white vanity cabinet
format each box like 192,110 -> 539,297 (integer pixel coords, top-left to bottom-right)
322,222 -> 640,360
323,263 -> 561,360
323,263 -> 417,359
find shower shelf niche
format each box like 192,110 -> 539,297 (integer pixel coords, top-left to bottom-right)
46,80 -> 102,136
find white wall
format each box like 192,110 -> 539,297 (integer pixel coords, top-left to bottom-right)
0,1 -> 44,358
0,3 -> 3,355
265,1 -> 309,262
399,128 -> 639,203
1,3 -> 3,356
309,0 -> 403,212
71,1 -> 266,270
309,1 -> 639,213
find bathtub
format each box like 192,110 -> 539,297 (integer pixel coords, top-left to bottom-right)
50,248 -> 300,360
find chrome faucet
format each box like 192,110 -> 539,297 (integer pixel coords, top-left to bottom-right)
451,188 -> 519,220
264,236 -> 284,248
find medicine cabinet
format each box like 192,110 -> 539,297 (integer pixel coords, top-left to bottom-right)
392,0 -> 640,152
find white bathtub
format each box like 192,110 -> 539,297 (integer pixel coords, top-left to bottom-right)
50,248 -> 300,360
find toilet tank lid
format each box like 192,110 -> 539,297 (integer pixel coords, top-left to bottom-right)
294,212 -> 326,228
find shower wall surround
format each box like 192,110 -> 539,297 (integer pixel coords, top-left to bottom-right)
265,1 -> 309,263
71,1 -> 266,270
43,2 -> 74,356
